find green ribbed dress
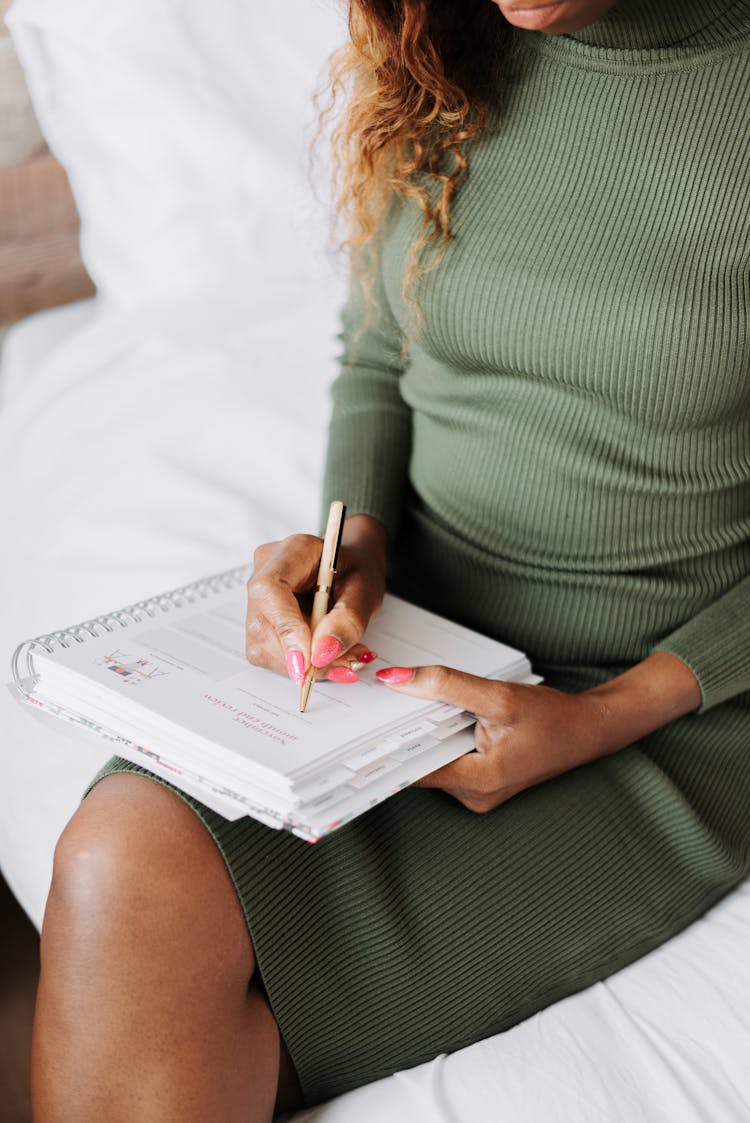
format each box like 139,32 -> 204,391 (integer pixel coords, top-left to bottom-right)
95,0 -> 750,1105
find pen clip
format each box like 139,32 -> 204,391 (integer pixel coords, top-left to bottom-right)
331,516 -> 345,574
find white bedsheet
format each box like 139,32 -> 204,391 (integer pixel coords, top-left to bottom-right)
1,299 -> 748,1123
0,285 -> 342,922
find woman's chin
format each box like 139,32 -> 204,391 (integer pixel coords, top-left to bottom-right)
499,2 -> 569,32
494,0 -> 612,34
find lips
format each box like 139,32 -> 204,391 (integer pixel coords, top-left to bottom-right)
501,1 -> 568,31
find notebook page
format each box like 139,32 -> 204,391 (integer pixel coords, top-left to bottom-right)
30,589 -> 528,789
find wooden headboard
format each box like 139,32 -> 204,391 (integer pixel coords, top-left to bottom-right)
0,1 -> 95,326
0,155 -> 96,324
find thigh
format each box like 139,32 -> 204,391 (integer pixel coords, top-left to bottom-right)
35,773 -> 288,1122
50,771 -> 256,983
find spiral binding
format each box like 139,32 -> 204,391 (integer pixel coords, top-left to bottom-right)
11,563 -> 249,696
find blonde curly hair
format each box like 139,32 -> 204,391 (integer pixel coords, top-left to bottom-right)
322,0 -> 514,301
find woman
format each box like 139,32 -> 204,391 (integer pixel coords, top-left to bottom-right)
33,0 -> 750,1119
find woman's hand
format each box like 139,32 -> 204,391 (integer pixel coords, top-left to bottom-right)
376,652 -> 701,812
246,514 -> 388,684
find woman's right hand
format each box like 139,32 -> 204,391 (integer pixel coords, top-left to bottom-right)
245,514 -> 388,685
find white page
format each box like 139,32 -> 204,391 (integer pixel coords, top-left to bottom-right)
28,587 -> 529,788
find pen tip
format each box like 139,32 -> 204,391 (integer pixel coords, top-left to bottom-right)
299,672 -> 315,713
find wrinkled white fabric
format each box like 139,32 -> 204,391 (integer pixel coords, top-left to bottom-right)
0,290 -> 341,924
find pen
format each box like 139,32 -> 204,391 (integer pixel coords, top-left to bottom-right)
299,499 -> 347,713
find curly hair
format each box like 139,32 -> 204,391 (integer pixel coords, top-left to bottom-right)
322,0 -> 515,301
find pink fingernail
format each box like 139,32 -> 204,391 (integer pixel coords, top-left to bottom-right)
375,666 -> 415,685
311,636 -> 342,668
327,666 -> 359,684
359,650 -> 377,664
286,650 -> 306,685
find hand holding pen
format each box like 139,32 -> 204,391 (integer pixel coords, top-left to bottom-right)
244,507 -> 388,697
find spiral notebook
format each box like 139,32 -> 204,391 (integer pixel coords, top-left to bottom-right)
10,565 -> 535,841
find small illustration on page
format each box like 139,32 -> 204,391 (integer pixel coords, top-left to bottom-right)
95,649 -> 171,686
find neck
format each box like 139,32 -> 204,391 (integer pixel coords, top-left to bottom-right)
569,0 -> 746,49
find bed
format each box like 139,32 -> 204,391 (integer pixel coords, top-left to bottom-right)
1,2 -> 748,1119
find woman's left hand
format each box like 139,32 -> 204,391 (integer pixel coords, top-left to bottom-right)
376,651 -> 701,813
376,665 -> 608,812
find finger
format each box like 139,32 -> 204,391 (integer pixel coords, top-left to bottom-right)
319,643 -> 378,682
322,665 -> 360,684
375,664 -> 501,718
412,750 -> 485,791
246,535 -> 324,677
246,586 -> 312,678
346,642 -> 378,669
310,573 -> 382,669
244,607 -> 308,681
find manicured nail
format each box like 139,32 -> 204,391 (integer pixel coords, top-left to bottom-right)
375,666 -> 415,685
311,636 -> 343,668
327,666 -> 359,684
285,650 -> 306,686
350,660 -> 366,673
359,650 -> 377,664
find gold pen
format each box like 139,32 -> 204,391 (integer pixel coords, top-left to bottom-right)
299,500 -> 347,713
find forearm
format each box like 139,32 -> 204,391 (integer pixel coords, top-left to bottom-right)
520,654 -> 703,792
582,651 -> 701,759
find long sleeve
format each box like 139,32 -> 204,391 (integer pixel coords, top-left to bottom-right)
321,248 -> 412,541
321,5 -> 750,718
653,576 -> 750,712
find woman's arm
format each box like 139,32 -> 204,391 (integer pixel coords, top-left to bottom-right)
652,576 -> 750,712
376,651 -> 701,813
580,650 -> 701,748
321,238 -> 412,540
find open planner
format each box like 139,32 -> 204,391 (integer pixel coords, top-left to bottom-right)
10,566 -> 536,840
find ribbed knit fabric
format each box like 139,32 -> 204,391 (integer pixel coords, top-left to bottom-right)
570,0 -> 749,48
91,1 -> 750,1106
323,0 -> 750,713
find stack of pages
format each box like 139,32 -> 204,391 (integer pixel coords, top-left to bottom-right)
11,566 -> 535,840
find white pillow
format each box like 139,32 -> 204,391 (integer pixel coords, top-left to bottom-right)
7,0 -> 346,307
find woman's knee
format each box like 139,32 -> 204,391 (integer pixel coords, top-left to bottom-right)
34,777 -> 278,1123
45,773 -> 255,984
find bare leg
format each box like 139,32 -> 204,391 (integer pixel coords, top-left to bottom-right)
32,773 -> 300,1123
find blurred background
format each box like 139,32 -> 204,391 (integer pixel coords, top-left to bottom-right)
1,5 -> 93,1119
0,0 -> 94,349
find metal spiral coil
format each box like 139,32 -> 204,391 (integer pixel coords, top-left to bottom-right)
11,563 -> 250,699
